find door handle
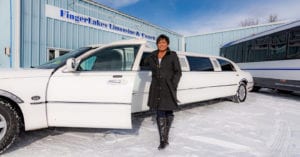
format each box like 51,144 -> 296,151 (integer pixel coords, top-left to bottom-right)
108,79 -> 122,84
113,75 -> 123,78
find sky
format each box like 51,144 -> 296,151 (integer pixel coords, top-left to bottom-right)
94,0 -> 300,36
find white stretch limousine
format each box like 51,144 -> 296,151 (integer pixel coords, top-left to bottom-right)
0,39 -> 253,153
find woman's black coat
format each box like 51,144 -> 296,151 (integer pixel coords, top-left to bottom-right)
143,49 -> 182,111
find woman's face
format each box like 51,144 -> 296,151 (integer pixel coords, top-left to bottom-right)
157,39 -> 169,52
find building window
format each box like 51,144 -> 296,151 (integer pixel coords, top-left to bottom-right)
47,48 -> 71,61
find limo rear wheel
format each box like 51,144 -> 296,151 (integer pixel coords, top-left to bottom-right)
233,82 -> 247,103
0,98 -> 21,154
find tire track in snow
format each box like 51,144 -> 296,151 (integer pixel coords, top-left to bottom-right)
186,135 -> 251,151
268,120 -> 291,157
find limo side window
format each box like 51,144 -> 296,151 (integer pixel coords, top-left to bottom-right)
217,59 -> 236,71
186,56 -> 214,71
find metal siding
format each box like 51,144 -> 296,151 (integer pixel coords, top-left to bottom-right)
0,0 -> 11,68
19,1 -> 286,68
60,21 -> 66,49
185,24 -> 284,55
73,23 -> 79,48
54,0 -> 60,7
22,0 -> 32,67
21,0 -> 47,67
19,0 -> 182,67
40,0 -> 47,64
47,18 -> 54,48
31,0 -> 40,66
83,3 -> 89,46
54,19 -> 60,48
66,22 -> 72,49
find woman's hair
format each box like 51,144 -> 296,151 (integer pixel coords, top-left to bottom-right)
156,34 -> 170,45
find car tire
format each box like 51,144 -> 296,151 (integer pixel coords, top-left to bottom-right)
232,82 -> 247,103
0,98 -> 21,154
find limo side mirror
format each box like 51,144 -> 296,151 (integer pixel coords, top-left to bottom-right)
66,58 -> 77,72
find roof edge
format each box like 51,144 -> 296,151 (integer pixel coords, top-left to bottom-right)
185,21 -> 287,37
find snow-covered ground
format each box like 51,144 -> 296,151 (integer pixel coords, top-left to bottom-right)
3,89 -> 300,157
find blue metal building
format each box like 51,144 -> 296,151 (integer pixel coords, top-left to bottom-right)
0,0 -> 290,69
0,0 -> 183,68
185,22 -> 286,56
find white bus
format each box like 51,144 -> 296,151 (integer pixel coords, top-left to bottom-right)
220,20 -> 300,93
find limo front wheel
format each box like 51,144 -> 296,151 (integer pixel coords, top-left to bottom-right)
233,82 -> 247,103
0,98 -> 21,154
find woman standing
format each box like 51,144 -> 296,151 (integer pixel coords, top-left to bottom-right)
144,34 -> 182,150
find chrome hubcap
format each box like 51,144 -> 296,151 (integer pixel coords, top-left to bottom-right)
238,85 -> 246,100
0,114 -> 7,140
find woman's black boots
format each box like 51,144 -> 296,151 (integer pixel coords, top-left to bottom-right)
157,117 -> 167,150
157,115 -> 174,150
165,115 -> 174,145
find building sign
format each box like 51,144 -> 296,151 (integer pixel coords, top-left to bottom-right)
45,4 -> 156,42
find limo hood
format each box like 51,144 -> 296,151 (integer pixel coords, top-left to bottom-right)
0,68 -> 53,79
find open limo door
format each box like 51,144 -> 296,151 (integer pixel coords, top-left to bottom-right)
46,41 -> 145,129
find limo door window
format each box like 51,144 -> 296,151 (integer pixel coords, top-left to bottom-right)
46,45 -> 141,129
79,45 -> 139,71
217,59 -> 236,71
216,59 -> 239,96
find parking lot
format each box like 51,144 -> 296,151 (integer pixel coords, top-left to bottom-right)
2,89 -> 300,157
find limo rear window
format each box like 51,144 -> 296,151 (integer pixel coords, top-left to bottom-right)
186,56 -> 214,71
